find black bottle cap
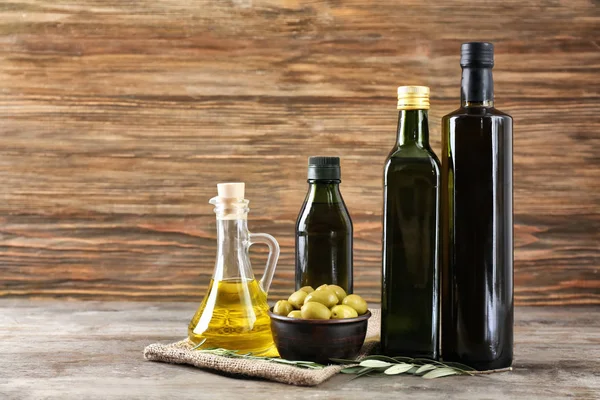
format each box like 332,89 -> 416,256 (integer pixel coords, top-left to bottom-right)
307,156 -> 341,181
460,42 -> 494,68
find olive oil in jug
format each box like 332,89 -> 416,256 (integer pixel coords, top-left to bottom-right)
188,278 -> 274,354
188,183 -> 280,357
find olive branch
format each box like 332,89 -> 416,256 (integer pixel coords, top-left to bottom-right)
332,355 -> 486,379
192,339 -> 494,379
191,339 -> 325,370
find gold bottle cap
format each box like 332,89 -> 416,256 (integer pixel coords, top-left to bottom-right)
397,86 -> 430,110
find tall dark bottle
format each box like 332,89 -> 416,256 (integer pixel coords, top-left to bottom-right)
295,157 -> 353,293
381,86 -> 440,359
441,42 -> 513,370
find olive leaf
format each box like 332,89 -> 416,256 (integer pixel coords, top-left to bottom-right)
191,338 -> 207,350
359,360 -> 394,368
443,361 -> 478,372
351,367 -> 377,380
362,355 -> 404,364
384,363 -> 414,375
392,356 -> 415,363
422,367 -> 460,379
415,364 -> 437,374
339,366 -> 364,374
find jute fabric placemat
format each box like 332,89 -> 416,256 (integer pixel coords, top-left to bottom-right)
144,309 -> 381,386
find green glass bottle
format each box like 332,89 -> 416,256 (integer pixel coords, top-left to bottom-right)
295,157 -> 353,293
441,42 -> 513,370
381,86 -> 441,359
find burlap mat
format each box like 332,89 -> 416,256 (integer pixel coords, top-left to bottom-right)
144,309 -> 381,386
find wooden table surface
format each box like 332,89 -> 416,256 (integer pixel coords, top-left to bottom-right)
1,300 -> 598,399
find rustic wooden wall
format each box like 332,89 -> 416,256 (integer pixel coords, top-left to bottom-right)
0,0 -> 598,305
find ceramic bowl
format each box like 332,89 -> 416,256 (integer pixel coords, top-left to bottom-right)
268,308 -> 371,364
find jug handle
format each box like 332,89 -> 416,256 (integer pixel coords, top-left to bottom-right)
248,232 -> 280,294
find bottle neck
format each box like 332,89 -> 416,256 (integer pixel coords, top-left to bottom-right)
214,215 -> 251,281
305,180 -> 343,204
461,67 -> 494,107
396,109 -> 429,147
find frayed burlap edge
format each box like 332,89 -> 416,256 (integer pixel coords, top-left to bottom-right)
144,309 -> 381,387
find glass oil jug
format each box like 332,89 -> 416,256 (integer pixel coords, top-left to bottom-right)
188,182 -> 280,357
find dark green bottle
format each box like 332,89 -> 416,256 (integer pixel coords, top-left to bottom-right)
295,157 -> 353,293
441,42 -> 513,370
381,86 -> 440,359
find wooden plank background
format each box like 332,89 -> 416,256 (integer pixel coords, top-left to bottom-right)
0,0 -> 598,305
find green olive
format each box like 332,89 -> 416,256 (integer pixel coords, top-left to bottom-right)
288,290 -> 308,309
330,305 -> 358,319
327,284 -> 347,302
305,289 -> 339,308
273,300 -> 294,316
315,284 -> 329,291
287,310 -> 302,318
342,294 -> 368,315
300,302 -> 331,320
299,286 -> 315,294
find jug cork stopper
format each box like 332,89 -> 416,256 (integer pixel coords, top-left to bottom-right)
217,182 -> 245,199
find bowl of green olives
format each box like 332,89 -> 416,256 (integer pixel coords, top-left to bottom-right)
268,284 -> 371,364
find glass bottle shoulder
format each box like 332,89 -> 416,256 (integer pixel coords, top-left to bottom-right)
295,189 -> 352,232
385,145 -> 440,174
442,106 -> 512,122
442,106 -> 513,143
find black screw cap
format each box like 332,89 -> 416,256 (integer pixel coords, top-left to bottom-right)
461,42 -> 494,68
307,156 -> 341,181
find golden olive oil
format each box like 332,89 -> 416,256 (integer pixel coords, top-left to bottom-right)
188,278 -> 278,357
